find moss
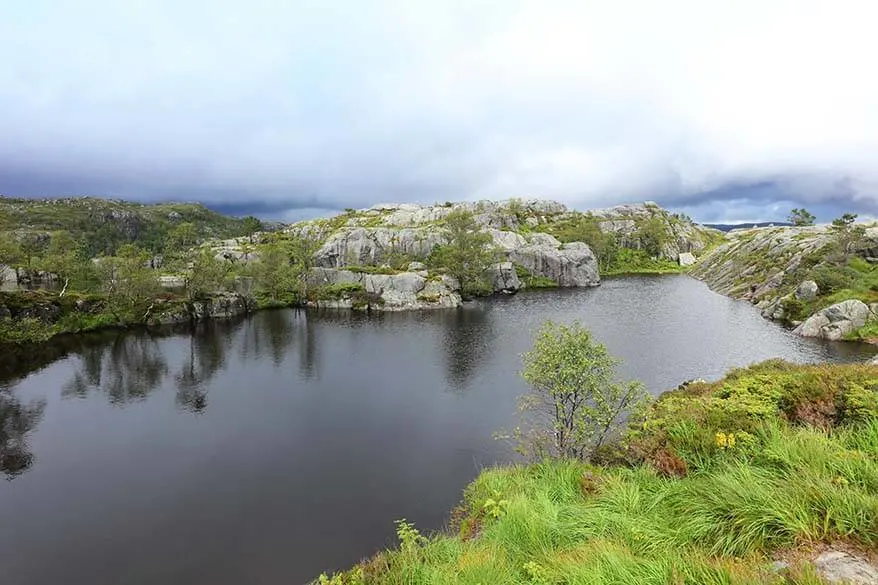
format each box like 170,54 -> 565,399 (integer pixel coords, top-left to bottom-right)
513,263 -> 559,288
313,282 -> 366,300
416,292 -> 441,303
346,265 -> 401,275
604,249 -> 683,276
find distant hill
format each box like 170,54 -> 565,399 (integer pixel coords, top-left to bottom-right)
0,196 -> 260,256
703,221 -> 793,232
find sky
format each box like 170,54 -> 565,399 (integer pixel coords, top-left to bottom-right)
1,0 -> 877,223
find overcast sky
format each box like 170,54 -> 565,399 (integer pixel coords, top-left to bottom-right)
2,1 -> 877,223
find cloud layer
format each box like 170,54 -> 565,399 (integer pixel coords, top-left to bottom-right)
2,0 -> 877,222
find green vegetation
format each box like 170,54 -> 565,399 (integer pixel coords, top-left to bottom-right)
509,322 -> 649,461
0,195 -> 261,256
603,249 -> 682,276
318,359 -> 878,584
0,214 -> 322,345
782,234 -> 878,331
829,213 -> 867,261
513,264 -> 558,288
531,209 -> 708,276
428,210 -> 497,298
788,208 -> 816,226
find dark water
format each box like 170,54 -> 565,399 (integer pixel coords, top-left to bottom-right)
0,276 -> 873,585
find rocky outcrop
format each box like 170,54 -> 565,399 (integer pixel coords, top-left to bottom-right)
203,199 -> 719,294
692,226 -> 834,314
692,222 -> 878,335
307,215 -> 600,289
795,280 -> 819,301
149,294 -> 252,325
508,238 -> 599,287
490,262 -> 522,294
678,252 -> 696,267
307,267 -> 461,311
589,202 -> 718,260
0,267 -> 58,292
314,227 -> 445,267
794,300 -> 874,341
813,550 -> 878,584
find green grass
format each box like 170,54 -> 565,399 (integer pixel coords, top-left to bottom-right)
513,264 -> 559,288
0,195 -> 256,255
604,249 -> 684,276
319,360 -> 878,584
313,282 -> 366,300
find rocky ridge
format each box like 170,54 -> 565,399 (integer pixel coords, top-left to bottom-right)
203,200 -> 715,310
691,223 -> 878,340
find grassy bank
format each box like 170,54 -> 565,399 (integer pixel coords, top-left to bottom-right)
319,360 -> 878,584
601,249 -> 686,276
0,290 -> 255,346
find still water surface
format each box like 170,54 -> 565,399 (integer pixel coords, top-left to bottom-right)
0,276 -> 873,585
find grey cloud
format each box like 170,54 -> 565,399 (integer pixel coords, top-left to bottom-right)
2,1 -> 878,223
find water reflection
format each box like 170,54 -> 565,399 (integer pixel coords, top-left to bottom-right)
63,335 -> 169,404
0,389 -> 45,478
175,324 -> 235,413
0,278 -> 875,585
441,306 -> 493,391
239,310 -> 297,367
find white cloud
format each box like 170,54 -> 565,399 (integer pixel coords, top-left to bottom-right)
1,0 -> 877,221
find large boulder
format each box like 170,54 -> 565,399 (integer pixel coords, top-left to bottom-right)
189,293 -> 250,321
795,280 -> 819,301
308,268 -> 461,310
509,237 -> 600,287
0,265 -> 18,291
490,262 -> 522,294
794,300 -> 872,341
678,252 -> 696,267
314,228 -> 445,267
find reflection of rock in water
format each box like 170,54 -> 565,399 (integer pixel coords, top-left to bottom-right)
62,335 -> 169,404
441,307 -> 492,391
0,390 -> 46,478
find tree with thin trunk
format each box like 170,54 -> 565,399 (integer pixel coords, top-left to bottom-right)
429,209 -> 496,297
830,213 -> 866,261
788,208 -> 816,226
512,321 -> 649,461
98,244 -> 160,322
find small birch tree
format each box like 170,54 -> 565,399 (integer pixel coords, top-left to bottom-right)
514,321 -> 649,461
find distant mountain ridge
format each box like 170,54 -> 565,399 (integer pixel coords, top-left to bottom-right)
704,221 -> 793,232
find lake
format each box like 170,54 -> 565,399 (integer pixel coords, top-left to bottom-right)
0,275 -> 873,585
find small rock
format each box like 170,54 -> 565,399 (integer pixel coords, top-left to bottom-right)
678,252 -> 697,266
795,280 -> 819,301
769,560 -> 790,574
407,261 -> 426,271
814,550 -> 878,584
158,275 -> 186,289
